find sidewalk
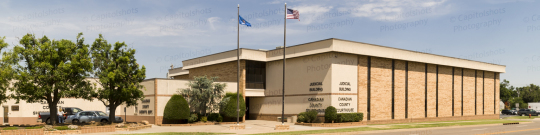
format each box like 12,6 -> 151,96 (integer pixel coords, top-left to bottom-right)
85,120 -> 366,135
84,119 -> 526,135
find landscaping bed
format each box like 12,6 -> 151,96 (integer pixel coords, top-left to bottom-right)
0,121 -> 153,135
295,121 -> 366,127
158,121 -> 241,126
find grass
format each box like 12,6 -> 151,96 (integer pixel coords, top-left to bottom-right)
2,127 -> 19,130
120,133 -> 233,135
53,126 -> 71,130
503,116 -> 540,119
250,120 -> 527,135
25,126 -> 43,129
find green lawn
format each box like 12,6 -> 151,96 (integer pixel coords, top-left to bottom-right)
120,132 -> 233,135
250,120 -> 526,135
503,116 -> 540,119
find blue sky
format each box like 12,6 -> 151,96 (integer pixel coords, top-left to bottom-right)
0,0 -> 538,87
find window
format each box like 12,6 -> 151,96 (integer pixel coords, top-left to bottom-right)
246,60 -> 266,89
73,108 -> 82,114
97,111 -> 107,116
11,106 -> 19,111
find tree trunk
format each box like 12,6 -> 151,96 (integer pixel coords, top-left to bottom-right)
109,105 -> 117,124
49,102 -> 58,125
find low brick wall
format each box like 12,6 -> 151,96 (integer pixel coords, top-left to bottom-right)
1,129 -> 44,135
44,130 -> 81,135
158,122 -> 242,126
366,114 -> 499,125
295,122 -> 366,127
115,125 -> 152,131
80,125 -> 115,134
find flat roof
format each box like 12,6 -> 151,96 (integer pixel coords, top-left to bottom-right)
180,38 -> 506,73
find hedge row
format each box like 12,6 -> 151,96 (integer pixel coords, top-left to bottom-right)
336,113 -> 363,122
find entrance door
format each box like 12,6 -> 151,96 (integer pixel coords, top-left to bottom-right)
245,98 -> 250,120
3,106 -> 8,124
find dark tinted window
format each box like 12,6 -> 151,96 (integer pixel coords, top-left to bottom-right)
246,60 -> 266,89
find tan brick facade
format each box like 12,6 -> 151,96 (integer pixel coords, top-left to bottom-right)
394,60 -> 406,119
172,74 -> 190,80
438,66 -> 453,117
463,69 -> 476,116
407,62 -> 426,119
370,57 -> 392,120
484,71 -> 495,115
427,64 -> 436,118
357,56 -> 368,116
476,70 -> 484,115
453,68 -> 462,116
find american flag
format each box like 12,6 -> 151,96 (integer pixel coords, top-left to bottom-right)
286,8 -> 299,20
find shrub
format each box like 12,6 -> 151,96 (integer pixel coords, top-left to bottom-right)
2,127 -> 18,130
219,93 -> 246,118
217,115 -> 223,122
297,113 -> 306,123
54,126 -> 70,130
188,114 -> 198,123
163,95 -> 190,121
305,110 -> 318,123
336,113 -> 364,122
207,113 -> 221,122
200,116 -> 208,122
325,106 -> 337,123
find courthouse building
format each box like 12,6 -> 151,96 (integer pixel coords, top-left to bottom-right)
0,38 -> 505,125
166,38 -> 505,124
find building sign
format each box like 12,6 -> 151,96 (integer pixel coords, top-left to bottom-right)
339,82 -> 351,91
309,82 -> 323,92
142,99 -> 151,104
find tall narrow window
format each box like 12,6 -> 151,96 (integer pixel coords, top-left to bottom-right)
494,72 -> 496,114
461,68 -> 464,116
475,70 -> 477,115
367,57 -> 371,120
452,67 -> 454,116
436,65 -> 438,117
405,61 -> 408,119
392,59 -> 395,119
425,64 -> 427,118
483,71 -> 485,115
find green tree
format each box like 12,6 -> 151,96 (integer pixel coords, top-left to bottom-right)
219,92 -> 245,119
179,76 -> 226,116
500,79 -> 515,102
10,33 -> 93,125
90,34 -> 146,123
516,84 -> 540,103
0,37 -> 13,104
163,94 -> 190,123
324,106 -> 337,123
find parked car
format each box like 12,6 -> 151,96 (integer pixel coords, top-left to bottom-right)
510,110 -> 518,115
65,111 -> 123,124
37,107 -> 84,124
501,110 -> 513,115
517,109 -> 538,116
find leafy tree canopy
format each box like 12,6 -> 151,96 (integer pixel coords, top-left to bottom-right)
90,34 -> 146,123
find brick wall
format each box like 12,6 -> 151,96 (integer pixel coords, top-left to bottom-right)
454,68 -> 463,116
394,60 -> 406,119
357,56 -> 368,115
476,70 -> 484,115
408,62 -> 426,119
427,64 -> 436,118
463,69 -> 476,116
370,57 -> 392,120
484,71 -> 495,115
172,74 -> 190,80
438,66 -> 453,117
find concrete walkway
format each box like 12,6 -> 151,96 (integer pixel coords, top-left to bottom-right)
86,120 -> 367,135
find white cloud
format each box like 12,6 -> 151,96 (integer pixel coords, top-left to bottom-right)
345,0 -> 448,22
291,5 -> 333,25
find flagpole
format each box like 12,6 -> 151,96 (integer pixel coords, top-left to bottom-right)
237,4 -> 240,125
282,3 -> 286,125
